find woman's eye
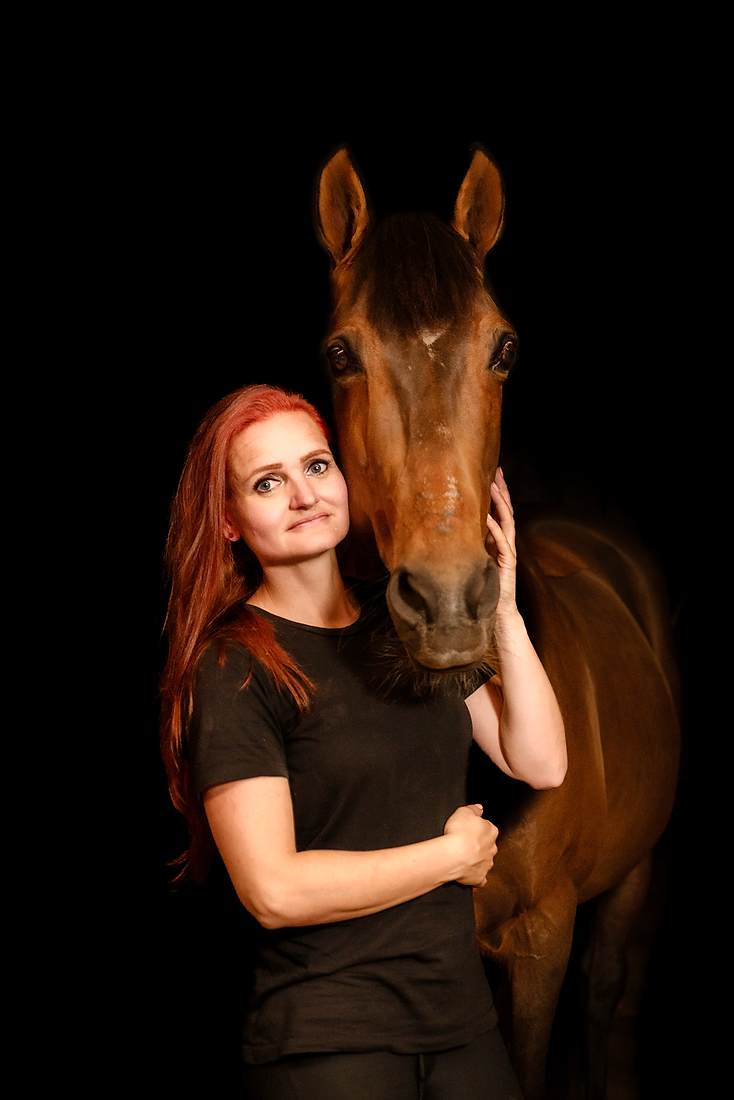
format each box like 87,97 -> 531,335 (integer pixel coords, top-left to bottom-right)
308,460 -> 329,475
254,478 -> 277,493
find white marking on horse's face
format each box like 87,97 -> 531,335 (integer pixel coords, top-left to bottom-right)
439,477 -> 461,526
444,476 -> 460,502
419,328 -> 445,360
417,474 -> 462,533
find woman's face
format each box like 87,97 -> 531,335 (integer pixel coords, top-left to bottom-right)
224,411 -> 350,571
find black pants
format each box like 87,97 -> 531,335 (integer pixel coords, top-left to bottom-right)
243,1026 -> 523,1099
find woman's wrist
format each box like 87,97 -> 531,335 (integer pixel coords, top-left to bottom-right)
436,831 -> 470,882
493,603 -> 524,640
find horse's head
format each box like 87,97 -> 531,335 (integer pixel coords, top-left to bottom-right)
316,146 -> 517,671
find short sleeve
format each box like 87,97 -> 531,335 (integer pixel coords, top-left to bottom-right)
455,664 -> 495,701
187,642 -> 293,798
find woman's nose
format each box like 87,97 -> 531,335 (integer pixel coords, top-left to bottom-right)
290,476 -> 318,508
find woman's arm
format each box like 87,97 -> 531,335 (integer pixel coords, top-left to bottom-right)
466,471 -> 567,790
204,776 -> 498,928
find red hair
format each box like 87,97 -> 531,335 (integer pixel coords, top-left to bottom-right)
160,384 -> 330,883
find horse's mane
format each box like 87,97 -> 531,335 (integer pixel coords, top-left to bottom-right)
352,212 -> 484,335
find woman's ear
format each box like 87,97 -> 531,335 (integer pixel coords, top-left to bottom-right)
223,514 -> 240,542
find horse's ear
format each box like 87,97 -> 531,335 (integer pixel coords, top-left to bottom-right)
452,145 -> 505,259
315,147 -> 370,265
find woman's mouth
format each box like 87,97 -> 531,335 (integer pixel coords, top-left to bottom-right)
288,512 -> 329,531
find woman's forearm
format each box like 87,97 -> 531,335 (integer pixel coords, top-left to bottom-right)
205,779 -> 497,929
467,609 -> 567,789
249,835 -> 470,928
493,608 -> 567,788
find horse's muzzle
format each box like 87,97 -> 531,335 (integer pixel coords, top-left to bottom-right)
386,559 -> 499,670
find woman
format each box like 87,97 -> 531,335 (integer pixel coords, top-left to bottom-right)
161,383 -> 567,1099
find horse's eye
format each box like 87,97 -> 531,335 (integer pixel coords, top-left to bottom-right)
327,346 -> 349,372
491,339 -> 518,373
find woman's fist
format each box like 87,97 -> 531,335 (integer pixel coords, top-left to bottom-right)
443,804 -> 499,887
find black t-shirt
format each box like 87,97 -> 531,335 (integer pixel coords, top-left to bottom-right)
188,600 -> 496,1064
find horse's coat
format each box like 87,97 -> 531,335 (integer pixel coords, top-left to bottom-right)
316,145 -> 680,1099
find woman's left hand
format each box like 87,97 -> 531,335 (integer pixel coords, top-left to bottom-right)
485,467 -> 518,618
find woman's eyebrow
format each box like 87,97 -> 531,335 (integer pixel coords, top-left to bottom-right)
300,448 -> 332,463
249,462 -> 284,476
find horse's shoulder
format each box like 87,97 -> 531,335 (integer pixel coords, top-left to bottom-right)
518,512 -> 669,622
517,509 -> 679,710
517,510 -> 652,578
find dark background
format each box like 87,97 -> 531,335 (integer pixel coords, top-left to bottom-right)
112,84 -> 716,1096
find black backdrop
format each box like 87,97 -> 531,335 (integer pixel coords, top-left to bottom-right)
117,96 -> 714,1096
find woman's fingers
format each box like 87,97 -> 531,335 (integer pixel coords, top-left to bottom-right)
485,471 -> 518,613
486,483 -> 517,559
494,465 -> 513,508
444,806 -> 499,886
490,478 -> 515,526
484,512 -> 506,560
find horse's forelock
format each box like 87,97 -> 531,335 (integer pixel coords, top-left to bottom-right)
352,212 -> 483,334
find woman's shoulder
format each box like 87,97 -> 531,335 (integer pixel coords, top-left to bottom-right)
195,637 -> 253,687
195,601 -> 287,682
193,636 -> 293,721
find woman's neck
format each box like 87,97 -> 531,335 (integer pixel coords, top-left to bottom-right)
248,554 -> 359,628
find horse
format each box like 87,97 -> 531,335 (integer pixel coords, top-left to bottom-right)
314,145 -> 680,1100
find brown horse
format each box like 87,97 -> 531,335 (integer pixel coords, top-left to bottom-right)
315,145 -> 680,1099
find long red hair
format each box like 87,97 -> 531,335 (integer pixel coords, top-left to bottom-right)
160,384 -> 331,883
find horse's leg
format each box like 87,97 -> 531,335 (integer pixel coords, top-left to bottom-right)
488,878 -> 578,1100
581,855 -> 652,1100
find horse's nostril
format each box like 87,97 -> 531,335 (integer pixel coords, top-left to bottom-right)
397,571 -> 430,620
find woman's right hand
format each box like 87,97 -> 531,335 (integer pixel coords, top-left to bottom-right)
443,805 -> 499,887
